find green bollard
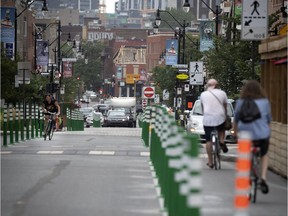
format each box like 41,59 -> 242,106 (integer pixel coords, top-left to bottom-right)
2,105 -> 8,146
25,104 -> 30,140
66,108 -> 70,131
39,109 -> 43,137
35,105 -> 39,137
31,104 -> 35,139
9,105 -> 14,145
15,105 -> 19,143
20,104 -> 24,141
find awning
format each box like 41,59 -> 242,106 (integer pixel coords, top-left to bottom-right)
273,58 -> 287,65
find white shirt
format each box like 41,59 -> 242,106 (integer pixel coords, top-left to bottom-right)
200,88 -> 228,126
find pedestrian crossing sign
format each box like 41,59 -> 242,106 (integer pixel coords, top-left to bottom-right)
241,0 -> 268,40
189,61 -> 203,85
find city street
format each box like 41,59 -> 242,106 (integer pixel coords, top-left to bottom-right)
1,127 -> 287,216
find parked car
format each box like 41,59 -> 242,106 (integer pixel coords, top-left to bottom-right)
103,110 -> 132,127
186,99 -> 236,143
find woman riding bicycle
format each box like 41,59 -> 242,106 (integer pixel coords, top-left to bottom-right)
42,93 -> 60,135
233,80 -> 272,194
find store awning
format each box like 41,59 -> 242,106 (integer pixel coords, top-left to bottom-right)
273,58 -> 287,65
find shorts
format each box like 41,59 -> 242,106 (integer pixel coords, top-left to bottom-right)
253,138 -> 270,157
203,121 -> 225,142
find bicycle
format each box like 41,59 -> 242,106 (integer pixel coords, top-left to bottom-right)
249,145 -> 261,203
43,111 -> 56,141
211,129 -> 221,170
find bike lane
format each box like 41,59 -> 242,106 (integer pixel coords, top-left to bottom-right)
1,128 -> 287,216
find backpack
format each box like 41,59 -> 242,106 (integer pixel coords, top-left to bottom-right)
238,99 -> 261,123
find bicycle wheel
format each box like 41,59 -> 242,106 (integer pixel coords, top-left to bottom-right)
48,121 -> 54,140
249,177 -> 258,203
216,146 -> 221,170
43,122 -> 49,141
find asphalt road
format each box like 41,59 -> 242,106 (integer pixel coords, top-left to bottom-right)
1,128 -> 287,216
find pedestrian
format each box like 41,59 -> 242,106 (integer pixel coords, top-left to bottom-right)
200,79 -> 229,169
233,80 -> 271,194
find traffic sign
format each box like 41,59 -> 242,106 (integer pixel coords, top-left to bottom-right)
172,64 -> 188,68
241,0 -> 268,40
163,89 -> 169,100
189,61 -> 204,85
176,73 -> 189,80
142,86 -> 155,99
142,99 -> 147,108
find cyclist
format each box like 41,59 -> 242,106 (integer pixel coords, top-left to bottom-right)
200,79 -> 229,169
42,93 -> 60,135
233,80 -> 271,194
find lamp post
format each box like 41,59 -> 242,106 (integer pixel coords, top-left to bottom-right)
15,0 -> 48,60
154,8 -> 191,125
155,9 -> 189,64
183,0 -> 221,36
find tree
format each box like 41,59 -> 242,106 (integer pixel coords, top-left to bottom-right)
73,41 -> 105,93
152,66 -> 177,107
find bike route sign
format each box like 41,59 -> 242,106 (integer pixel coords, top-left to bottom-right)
241,0 -> 268,40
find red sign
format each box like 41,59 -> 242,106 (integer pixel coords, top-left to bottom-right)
143,87 -> 155,98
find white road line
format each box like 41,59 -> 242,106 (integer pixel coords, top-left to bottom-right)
102,151 -> 115,155
89,151 -> 102,155
140,152 -> 150,156
89,151 -> 115,155
1,151 -> 12,154
37,151 -> 51,154
37,151 -> 63,154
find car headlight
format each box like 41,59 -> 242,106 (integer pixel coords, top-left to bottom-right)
189,127 -> 196,133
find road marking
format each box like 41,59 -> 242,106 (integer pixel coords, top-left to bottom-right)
140,152 -> 150,156
89,151 -> 102,155
89,151 -> 115,155
102,151 -> 115,155
37,151 -> 63,154
1,151 -> 12,154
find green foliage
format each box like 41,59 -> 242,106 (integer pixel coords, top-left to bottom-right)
73,41 -> 105,93
158,8 -> 195,30
1,54 -> 18,103
152,66 -> 177,107
203,37 -> 261,98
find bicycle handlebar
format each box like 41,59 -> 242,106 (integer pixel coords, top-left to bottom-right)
43,110 -> 57,115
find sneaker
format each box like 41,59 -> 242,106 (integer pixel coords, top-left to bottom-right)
220,143 -> 229,153
260,179 -> 269,194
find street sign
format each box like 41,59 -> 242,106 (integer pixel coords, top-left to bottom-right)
172,64 -> 188,68
163,89 -> 169,100
62,58 -> 77,62
178,68 -> 189,73
189,61 -> 204,85
154,94 -> 160,104
176,73 -> 189,80
142,86 -> 155,99
142,99 -> 147,109
241,0 -> 268,40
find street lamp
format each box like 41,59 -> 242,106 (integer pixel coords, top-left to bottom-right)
155,9 -> 189,64
15,0 -> 48,59
183,0 -> 222,35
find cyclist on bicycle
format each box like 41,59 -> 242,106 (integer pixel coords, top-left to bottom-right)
233,80 -> 271,194
42,93 -> 60,135
200,79 -> 229,169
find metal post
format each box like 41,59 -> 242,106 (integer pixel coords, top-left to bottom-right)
58,20 -> 62,86
215,5 -> 219,36
50,64 -> 54,92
